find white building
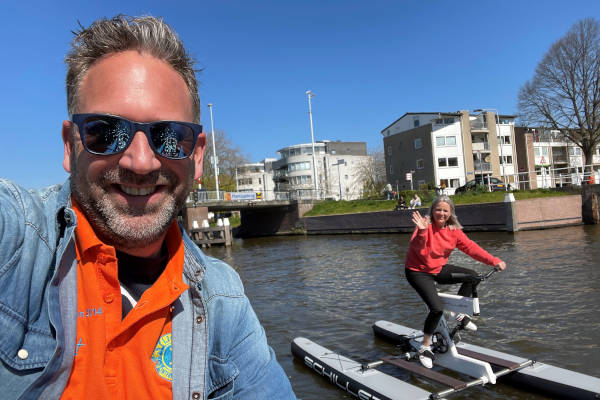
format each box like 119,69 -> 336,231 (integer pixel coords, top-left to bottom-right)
382,111 -> 517,194
237,141 -> 372,200
236,158 -> 277,199
514,127 -> 599,188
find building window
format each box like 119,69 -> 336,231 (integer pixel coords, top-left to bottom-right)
450,178 -> 460,188
290,175 -> 312,185
440,179 -> 449,188
258,178 -> 262,184
438,157 -> 458,167
413,117 -> 420,127
443,117 -> 455,124
436,136 -> 456,146
389,164 -> 393,174
414,138 -> 422,150
417,159 -> 424,169
387,145 -> 392,156
500,156 -> 513,164
288,161 -> 311,172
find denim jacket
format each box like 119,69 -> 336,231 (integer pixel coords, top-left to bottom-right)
0,178 -> 296,400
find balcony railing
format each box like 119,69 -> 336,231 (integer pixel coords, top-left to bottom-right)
473,161 -> 492,171
470,119 -> 488,131
472,142 -> 490,151
552,155 -> 568,163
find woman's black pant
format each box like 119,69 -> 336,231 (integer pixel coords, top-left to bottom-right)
405,265 -> 477,335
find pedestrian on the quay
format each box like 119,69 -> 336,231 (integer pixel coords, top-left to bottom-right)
404,195 -> 506,369
0,15 -> 295,399
409,193 -> 422,208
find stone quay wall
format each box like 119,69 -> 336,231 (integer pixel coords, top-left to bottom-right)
299,195 -> 583,235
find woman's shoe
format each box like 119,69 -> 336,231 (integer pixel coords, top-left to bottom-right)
456,313 -> 477,331
418,345 -> 434,369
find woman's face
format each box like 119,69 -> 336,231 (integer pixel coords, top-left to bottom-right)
432,201 -> 451,227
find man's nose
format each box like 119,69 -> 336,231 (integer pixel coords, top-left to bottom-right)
118,131 -> 162,174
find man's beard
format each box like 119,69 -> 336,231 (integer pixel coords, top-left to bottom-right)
70,156 -> 193,251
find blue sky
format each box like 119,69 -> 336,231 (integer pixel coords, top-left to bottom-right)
2,0 -> 599,188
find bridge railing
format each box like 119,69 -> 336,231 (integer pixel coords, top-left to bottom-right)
188,189 -> 337,204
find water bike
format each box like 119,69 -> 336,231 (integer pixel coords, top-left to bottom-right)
292,268 -> 600,399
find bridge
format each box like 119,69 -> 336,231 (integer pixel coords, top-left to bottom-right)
189,199 -> 294,211
183,195 -> 315,237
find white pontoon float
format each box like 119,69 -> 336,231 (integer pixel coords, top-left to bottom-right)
293,270 -> 600,399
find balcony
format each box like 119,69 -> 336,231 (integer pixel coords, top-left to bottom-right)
470,117 -> 488,131
552,155 -> 568,164
472,142 -> 490,151
473,161 -> 492,171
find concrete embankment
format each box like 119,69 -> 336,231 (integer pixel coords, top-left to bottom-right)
298,194 -> 583,234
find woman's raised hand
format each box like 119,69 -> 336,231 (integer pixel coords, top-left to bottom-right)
412,211 -> 430,230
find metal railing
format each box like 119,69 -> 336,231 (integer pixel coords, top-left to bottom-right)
470,119 -> 488,131
506,163 -> 598,190
187,188 -> 374,204
472,142 -> 490,151
473,161 -> 492,171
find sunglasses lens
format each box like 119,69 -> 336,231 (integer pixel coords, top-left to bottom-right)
149,122 -> 195,159
81,115 -> 131,155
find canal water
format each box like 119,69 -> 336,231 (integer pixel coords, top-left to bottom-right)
204,225 -> 600,399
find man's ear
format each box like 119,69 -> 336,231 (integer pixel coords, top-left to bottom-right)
62,120 -> 74,173
192,132 -> 207,180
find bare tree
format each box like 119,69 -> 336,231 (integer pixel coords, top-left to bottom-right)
355,147 -> 386,199
518,18 -> 600,178
201,130 -> 250,191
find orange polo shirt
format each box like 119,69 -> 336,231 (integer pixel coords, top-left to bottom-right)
61,201 -> 189,399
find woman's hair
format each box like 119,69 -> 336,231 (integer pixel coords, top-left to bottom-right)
65,15 -> 201,122
429,195 -> 462,229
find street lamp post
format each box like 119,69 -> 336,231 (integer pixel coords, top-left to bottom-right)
207,103 -> 220,199
334,159 -> 345,200
474,108 -> 507,190
306,90 -> 319,198
235,166 -> 238,192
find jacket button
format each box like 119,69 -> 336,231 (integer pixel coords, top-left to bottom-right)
196,316 -> 203,324
17,349 -> 29,360
192,392 -> 201,399
104,294 -> 114,303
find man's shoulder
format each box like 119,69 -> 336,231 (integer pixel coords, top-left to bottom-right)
201,255 -> 244,297
0,178 -> 68,215
182,236 -> 244,298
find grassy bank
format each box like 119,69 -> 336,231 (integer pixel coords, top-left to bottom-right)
303,188 -> 580,217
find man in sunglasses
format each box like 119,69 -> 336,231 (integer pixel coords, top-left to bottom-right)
0,15 -> 295,399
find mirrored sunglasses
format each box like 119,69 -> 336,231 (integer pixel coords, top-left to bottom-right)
71,113 -> 203,160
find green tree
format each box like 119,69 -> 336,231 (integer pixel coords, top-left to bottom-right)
518,18 -> 600,179
201,129 -> 250,192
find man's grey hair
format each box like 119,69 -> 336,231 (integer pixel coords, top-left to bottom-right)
429,195 -> 463,229
65,15 -> 201,122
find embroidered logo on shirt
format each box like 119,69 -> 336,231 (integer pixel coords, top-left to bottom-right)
151,333 -> 173,381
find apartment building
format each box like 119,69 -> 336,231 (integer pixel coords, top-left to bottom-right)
235,141 -> 371,200
514,127 -> 600,188
271,140 -> 371,200
381,111 -> 517,194
236,158 -> 277,199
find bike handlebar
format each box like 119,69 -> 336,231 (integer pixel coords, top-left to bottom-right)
479,268 -> 498,281
450,268 -> 498,283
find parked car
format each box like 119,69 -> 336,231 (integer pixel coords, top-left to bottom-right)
455,177 -> 506,194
